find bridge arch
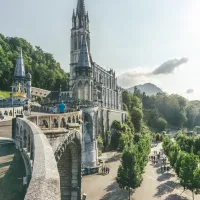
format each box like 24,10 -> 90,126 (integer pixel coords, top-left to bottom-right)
55,131 -> 81,200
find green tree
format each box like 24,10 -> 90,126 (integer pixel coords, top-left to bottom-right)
116,146 -> 142,200
156,117 -> 167,132
179,153 -> 199,199
194,126 -> 200,134
131,107 -> 143,132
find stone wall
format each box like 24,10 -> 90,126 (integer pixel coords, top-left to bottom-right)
98,108 -> 127,135
13,118 -> 61,200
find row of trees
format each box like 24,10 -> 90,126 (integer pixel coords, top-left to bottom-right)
0,33 -> 69,91
163,137 -> 200,200
116,127 -> 151,199
176,132 -> 200,156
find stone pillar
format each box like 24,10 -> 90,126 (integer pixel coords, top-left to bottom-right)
82,107 -> 98,168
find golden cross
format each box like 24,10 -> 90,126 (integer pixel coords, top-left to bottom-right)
18,83 -> 22,92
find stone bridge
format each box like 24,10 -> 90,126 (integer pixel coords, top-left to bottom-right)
12,111 -> 83,200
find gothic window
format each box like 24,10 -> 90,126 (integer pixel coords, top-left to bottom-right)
78,82 -> 83,100
67,93 -> 70,102
104,88 -> 106,106
91,82 -> 93,101
78,32 -> 81,49
74,38 -> 77,50
107,89 -> 109,106
87,35 -> 90,51
84,82 -> 89,100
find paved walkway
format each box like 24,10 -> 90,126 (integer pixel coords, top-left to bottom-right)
82,144 -> 200,200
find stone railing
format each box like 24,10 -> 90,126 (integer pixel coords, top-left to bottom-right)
0,106 -> 23,118
13,117 -> 60,200
27,111 -> 82,130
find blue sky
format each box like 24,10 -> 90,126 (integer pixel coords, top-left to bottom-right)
1,0 -> 200,99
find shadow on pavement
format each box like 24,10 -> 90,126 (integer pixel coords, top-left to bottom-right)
156,167 -> 163,175
164,194 -> 190,200
100,181 -> 129,200
157,172 -> 175,182
154,180 -> 179,197
105,154 -> 121,164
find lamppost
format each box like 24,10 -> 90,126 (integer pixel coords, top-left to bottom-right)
10,85 -> 14,107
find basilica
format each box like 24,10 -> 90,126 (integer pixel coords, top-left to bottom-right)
61,0 -> 122,110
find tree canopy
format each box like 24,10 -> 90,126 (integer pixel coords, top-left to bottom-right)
0,33 -> 69,91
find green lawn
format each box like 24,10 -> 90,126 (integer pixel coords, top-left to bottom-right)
0,91 -> 10,98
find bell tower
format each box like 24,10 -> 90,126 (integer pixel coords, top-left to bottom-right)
70,0 -> 90,82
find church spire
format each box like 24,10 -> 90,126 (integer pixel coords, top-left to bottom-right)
77,35 -> 91,68
14,48 -> 25,77
76,0 -> 86,18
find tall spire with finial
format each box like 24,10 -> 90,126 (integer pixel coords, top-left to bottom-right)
76,0 -> 86,18
14,48 -> 26,77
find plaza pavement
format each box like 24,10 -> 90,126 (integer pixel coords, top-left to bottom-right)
82,143 -> 200,200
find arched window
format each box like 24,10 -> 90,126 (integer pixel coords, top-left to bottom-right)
84,82 -> 89,100
78,32 -> 81,49
91,82 -> 93,101
67,93 -> 70,102
78,82 -> 83,100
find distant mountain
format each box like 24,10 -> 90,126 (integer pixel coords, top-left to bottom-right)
127,83 -> 163,96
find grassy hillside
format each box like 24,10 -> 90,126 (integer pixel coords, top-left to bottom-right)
0,91 -> 10,98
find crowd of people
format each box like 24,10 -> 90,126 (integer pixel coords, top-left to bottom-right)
149,149 -> 170,173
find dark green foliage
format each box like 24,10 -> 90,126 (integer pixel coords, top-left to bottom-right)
110,120 -> 123,150
194,126 -> 200,134
116,131 -> 151,199
0,34 -> 69,91
163,136 -> 200,199
142,92 -> 200,131
122,91 -> 143,132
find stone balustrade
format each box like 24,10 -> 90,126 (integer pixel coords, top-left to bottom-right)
27,111 -> 82,130
0,106 -> 23,118
13,117 -> 60,200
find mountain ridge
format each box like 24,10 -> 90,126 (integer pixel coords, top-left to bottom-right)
127,83 -> 163,96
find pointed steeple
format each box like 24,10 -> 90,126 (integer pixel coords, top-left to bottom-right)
76,0 -> 86,18
77,35 -> 91,68
86,11 -> 89,22
14,49 -> 25,77
72,9 -> 75,20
